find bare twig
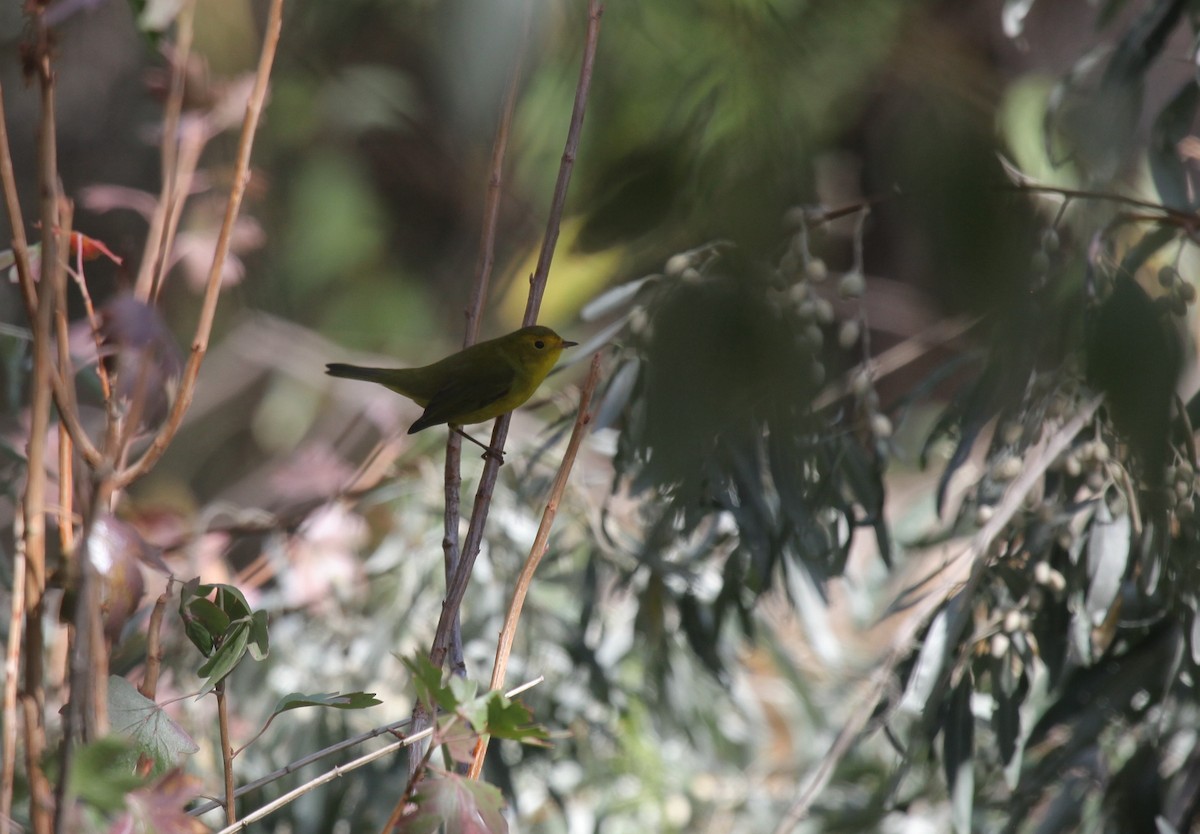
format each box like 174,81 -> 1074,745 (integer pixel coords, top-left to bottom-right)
53,223 -> 77,562
134,586 -> 173,776
467,354 -> 602,779
25,19 -> 62,832
436,0 -> 534,685
67,255 -> 113,400
1,511 -> 28,834
463,0 -> 532,347
427,0 -> 604,675
21,696 -> 50,834
210,678 -> 542,834
0,65 -> 40,834
522,2 -> 602,322
772,396 -> 1101,833
190,717 -> 413,817
138,586 -> 173,701
212,733 -> 420,834
216,680 -> 237,825
114,0 -> 285,489
136,0 -> 197,301
151,119 -> 205,303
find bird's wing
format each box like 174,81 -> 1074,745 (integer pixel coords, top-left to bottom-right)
408,363 -> 516,433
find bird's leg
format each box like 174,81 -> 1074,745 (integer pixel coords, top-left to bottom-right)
454,427 -> 505,464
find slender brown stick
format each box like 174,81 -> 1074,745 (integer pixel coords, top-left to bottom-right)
436,0 -> 534,686
217,680 -> 237,825
151,121 -> 205,303
1,511 -> 28,834
0,76 -> 34,316
67,257 -> 113,400
134,587 -> 172,775
22,22 -> 62,833
138,587 -> 173,701
463,0 -> 531,347
522,2 -> 602,323
47,223 -> 106,473
1,76 -> 102,468
0,68 -> 38,834
191,715 -> 413,817
54,227 -> 77,562
213,678 -> 541,834
467,355 -> 602,779
113,0 -> 284,490
21,695 -> 50,834
427,0 -> 604,675
135,0 -> 196,301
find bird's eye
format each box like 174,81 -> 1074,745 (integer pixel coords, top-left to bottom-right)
534,340 -> 545,349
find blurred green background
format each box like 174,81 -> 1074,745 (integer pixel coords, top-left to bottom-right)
4,0 -> 1200,832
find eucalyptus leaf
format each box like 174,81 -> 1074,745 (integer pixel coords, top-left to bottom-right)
898,605 -> 950,717
1085,500 -> 1130,626
943,677 -> 975,834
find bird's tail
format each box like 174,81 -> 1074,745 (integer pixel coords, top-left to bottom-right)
325,363 -> 393,383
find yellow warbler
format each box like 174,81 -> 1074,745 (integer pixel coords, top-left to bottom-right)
326,325 -> 577,449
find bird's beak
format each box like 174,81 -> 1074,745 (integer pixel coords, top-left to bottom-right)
562,340 -> 579,348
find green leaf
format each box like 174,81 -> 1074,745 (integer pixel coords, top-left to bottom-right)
182,598 -> 229,649
69,736 -> 145,813
108,677 -> 199,776
247,610 -> 270,661
196,621 -> 250,693
402,655 -> 457,714
182,618 -> 214,658
270,691 -> 382,717
450,679 -> 486,733
485,695 -> 550,747
179,579 -> 223,656
212,584 -> 253,621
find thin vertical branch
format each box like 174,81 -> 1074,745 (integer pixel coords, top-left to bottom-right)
138,586 -> 173,701
55,228 -> 77,560
216,680 -> 237,825
114,0 -> 288,489
522,0 -> 603,324
135,0 -> 197,301
1,511 -> 27,834
22,16 -> 63,832
114,0 -> 285,489
436,0 -> 534,686
21,696 -> 50,834
151,121 -> 205,303
427,0 -> 604,674
0,77 -> 34,316
467,355 -> 602,780
0,78 -> 102,468
462,0 -> 532,347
